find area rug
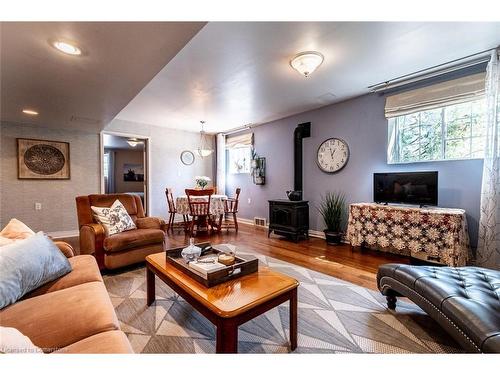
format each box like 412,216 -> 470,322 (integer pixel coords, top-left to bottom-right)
103,251 -> 463,354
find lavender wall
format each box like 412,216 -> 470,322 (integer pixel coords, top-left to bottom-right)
226,93 -> 483,248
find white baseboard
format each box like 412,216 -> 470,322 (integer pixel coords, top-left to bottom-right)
239,217 -> 335,240
44,222 -> 343,242
47,230 -> 79,239
238,217 -> 259,226
308,229 -> 326,239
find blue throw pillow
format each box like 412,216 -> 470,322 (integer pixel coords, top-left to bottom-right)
0,232 -> 71,309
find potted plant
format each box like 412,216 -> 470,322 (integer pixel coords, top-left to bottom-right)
195,176 -> 211,189
317,191 -> 347,245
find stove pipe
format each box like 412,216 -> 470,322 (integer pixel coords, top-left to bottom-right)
293,122 -> 311,198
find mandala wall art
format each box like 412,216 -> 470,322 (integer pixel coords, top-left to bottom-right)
17,138 -> 70,179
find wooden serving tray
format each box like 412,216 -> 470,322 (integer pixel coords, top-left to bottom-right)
165,242 -> 258,287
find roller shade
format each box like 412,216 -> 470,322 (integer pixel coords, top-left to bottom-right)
385,72 -> 486,118
225,133 -> 253,149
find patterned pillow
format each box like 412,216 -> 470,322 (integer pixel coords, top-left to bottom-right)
91,199 -> 136,236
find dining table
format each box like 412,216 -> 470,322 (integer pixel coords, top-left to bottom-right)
176,194 -> 228,232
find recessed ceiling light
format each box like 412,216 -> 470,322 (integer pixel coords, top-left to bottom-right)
22,109 -> 39,116
290,51 -> 324,78
52,41 -> 82,56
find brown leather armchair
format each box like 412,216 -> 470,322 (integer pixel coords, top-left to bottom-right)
76,194 -> 167,270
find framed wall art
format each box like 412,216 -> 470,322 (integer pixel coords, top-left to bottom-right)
123,163 -> 144,182
17,138 -> 70,180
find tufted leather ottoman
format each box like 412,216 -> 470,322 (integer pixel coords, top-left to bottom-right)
377,264 -> 500,353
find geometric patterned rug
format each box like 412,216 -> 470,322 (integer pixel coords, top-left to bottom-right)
103,250 -> 463,354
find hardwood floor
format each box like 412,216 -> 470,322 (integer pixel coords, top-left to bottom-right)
164,222 -> 410,290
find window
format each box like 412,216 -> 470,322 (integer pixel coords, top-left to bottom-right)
103,152 -> 110,178
388,99 -> 486,163
226,132 -> 253,174
228,146 -> 252,174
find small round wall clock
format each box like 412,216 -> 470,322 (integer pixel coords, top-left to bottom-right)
180,150 -> 195,165
316,138 -> 350,173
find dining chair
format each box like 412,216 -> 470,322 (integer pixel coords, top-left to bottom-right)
224,187 -> 241,232
165,188 -> 188,233
185,188 -> 214,236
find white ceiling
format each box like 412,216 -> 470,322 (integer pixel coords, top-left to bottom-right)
116,22 -> 500,133
0,22 -> 205,131
103,134 -> 144,150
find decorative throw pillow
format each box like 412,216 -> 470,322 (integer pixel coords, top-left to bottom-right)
0,327 -> 43,354
91,199 -> 136,236
0,236 -> 15,247
0,232 -> 71,309
0,218 -> 35,240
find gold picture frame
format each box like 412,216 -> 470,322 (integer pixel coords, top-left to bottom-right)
17,138 -> 71,180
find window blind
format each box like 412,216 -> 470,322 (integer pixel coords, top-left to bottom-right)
225,133 -> 253,149
384,72 -> 486,118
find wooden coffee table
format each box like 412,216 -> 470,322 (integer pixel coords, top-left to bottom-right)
145,252 -> 299,353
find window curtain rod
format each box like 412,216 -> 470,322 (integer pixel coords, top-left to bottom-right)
220,124 -> 254,136
368,48 -> 497,93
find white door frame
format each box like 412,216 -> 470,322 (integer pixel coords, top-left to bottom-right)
99,130 -> 151,215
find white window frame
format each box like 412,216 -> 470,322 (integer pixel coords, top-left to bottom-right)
388,99 -> 486,164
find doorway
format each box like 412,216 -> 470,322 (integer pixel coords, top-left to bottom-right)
100,132 -> 150,214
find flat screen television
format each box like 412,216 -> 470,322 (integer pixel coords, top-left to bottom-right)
373,172 -> 438,206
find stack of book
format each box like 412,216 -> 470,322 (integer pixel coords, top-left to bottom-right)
188,256 -> 226,275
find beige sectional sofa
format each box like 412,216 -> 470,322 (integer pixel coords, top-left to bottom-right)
0,241 -> 133,354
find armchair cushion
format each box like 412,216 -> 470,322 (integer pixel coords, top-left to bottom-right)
103,228 -> 164,253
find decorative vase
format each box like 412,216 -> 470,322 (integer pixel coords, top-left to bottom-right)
194,176 -> 211,190
181,238 -> 201,262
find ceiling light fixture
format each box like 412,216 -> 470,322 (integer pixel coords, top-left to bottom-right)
22,109 -> 39,116
126,138 -> 142,147
197,121 -> 214,158
290,51 -> 324,78
52,40 -> 82,56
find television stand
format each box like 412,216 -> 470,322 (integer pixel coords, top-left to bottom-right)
346,203 -> 470,266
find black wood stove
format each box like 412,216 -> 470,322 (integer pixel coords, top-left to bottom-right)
268,199 -> 309,242
268,122 -> 311,242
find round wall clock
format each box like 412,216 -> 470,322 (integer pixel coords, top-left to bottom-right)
180,150 -> 195,165
316,138 -> 350,173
